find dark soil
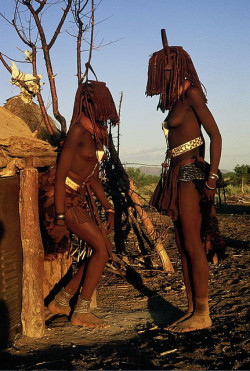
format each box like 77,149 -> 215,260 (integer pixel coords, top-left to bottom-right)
1,203 -> 249,370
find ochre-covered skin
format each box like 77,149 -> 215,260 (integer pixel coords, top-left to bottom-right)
46,82 -> 118,329
147,40 -> 222,332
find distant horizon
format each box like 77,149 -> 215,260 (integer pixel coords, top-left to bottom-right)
0,94 -> 246,173
125,164 -> 235,174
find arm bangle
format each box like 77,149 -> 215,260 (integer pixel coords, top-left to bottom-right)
209,172 -> 219,179
208,175 -> 218,180
205,181 -> 216,190
55,213 -> 65,220
105,208 -> 115,214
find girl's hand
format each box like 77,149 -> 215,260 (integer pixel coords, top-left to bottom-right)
203,178 -> 217,200
203,187 -> 216,201
105,210 -> 115,234
48,223 -> 70,244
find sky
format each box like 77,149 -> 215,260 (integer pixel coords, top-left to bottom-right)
0,0 -> 249,171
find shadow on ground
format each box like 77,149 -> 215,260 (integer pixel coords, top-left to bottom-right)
216,203 -> 250,215
125,266 -> 184,328
1,319 -> 249,370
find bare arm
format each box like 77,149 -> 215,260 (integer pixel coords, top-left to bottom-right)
49,124 -> 83,243
186,87 -> 222,192
54,124 -> 83,214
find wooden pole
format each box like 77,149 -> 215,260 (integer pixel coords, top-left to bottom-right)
128,179 -> 174,273
19,165 -> 45,338
107,134 -> 174,272
117,91 -> 123,159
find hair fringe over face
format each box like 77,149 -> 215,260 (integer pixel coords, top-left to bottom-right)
146,47 -> 207,111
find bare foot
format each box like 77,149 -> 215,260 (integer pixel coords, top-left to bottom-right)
47,299 -> 71,317
165,311 -> 193,330
168,313 -> 212,333
71,312 -> 110,329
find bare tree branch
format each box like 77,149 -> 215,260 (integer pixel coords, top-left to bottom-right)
0,51 -> 29,64
34,0 -> 46,4
31,44 -> 54,136
81,0 -> 94,82
34,0 -> 47,14
48,0 -> 72,49
1,0 -> 109,137
21,0 -> 68,134
0,53 -> 12,73
71,0 -> 119,84
87,0 -> 94,70
12,16 -> 32,47
0,12 -> 13,26
1,16 -> 53,138
71,0 -> 90,83
117,91 -> 123,158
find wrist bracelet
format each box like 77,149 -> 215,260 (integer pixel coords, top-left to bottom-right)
105,208 -> 115,214
208,174 -> 218,180
205,181 -> 216,190
209,172 -> 219,179
55,213 -> 65,220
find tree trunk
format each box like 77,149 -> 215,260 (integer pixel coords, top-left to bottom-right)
31,45 -> 54,138
241,176 -> 244,194
19,166 -> 45,338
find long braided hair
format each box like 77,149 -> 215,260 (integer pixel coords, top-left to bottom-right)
70,80 -> 119,148
146,33 -> 207,111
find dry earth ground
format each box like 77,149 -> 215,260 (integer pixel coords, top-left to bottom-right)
0,203 -> 249,370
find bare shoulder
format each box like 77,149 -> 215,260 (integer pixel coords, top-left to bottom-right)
185,87 -> 206,106
68,122 -> 85,136
64,122 -> 86,146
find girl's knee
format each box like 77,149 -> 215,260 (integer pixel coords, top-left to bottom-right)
181,222 -> 202,253
99,248 -> 109,263
92,244 -> 109,263
184,238 -> 204,258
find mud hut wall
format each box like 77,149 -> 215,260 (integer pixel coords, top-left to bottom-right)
0,175 -> 22,348
43,253 -> 72,299
0,166 -> 71,339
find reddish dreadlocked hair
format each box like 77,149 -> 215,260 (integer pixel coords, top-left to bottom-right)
70,80 -> 119,147
146,46 -> 207,112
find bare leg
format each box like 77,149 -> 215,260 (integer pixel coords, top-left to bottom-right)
47,263 -> 85,316
64,262 -> 85,294
165,221 -> 194,329
66,219 -> 110,328
169,181 -> 212,333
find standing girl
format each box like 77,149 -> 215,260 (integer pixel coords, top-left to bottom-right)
146,30 -> 223,332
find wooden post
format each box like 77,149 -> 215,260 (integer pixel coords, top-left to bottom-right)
128,179 -> 174,273
19,166 -> 45,338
